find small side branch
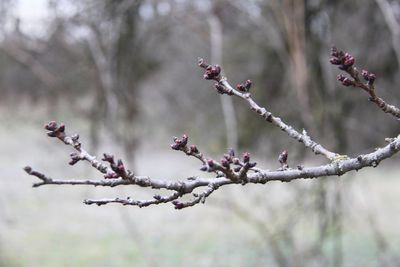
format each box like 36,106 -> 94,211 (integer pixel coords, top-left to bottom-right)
84,192 -> 182,208
330,46 -> 400,119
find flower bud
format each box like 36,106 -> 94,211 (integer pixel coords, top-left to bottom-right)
243,152 -> 250,163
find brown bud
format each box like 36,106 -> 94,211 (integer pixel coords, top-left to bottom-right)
117,159 -> 125,173
278,150 -> 288,164
214,83 -> 225,94
244,80 -> 252,90
69,152 -> 81,166
102,153 -> 115,163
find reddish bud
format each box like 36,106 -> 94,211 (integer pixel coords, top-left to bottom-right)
220,159 -> 230,168
243,152 -> 250,163
171,134 -> 189,150
203,65 -> 222,80
189,145 -> 199,154
181,134 -> 188,146
236,83 -> 246,92
337,74 -> 354,86
207,159 -> 214,168
342,78 -> 354,86
337,74 -> 346,82
58,123 -> 65,133
361,69 -> 376,84
329,57 -> 341,65
342,53 -> 355,67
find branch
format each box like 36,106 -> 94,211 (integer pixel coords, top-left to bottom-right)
330,46 -> 400,119
25,48 -> 400,209
198,58 -> 338,160
24,121 -> 400,209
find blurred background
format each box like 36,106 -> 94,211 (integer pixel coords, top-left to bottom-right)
1,0 -> 400,266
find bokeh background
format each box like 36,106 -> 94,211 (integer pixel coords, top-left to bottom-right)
1,0 -> 400,266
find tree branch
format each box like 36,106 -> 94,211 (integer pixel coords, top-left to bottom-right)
24,47 -> 400,209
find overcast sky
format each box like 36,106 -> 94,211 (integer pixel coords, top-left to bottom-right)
15,0 -> 49,35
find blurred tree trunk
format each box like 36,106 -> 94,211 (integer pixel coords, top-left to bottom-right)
208,3 -> 238,151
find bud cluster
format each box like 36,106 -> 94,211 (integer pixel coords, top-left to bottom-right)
102,153 -> 129,179
330,47 -> 355,70
44,121 -> 66,139
236,80 -> 252,93
221,150 -> 257,173
198,58 -> 221,81
171,134 -> 189,150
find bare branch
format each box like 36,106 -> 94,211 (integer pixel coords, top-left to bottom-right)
24,48 -> 400,209
84,192 -> 182,207
198,58 -> 338,160
24,121 -> 400,208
